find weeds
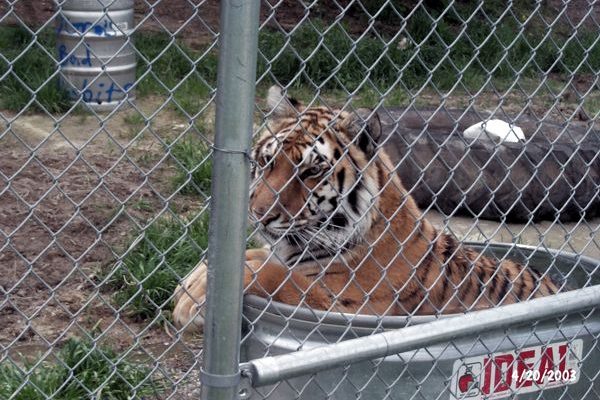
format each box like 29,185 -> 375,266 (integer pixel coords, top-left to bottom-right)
123,111 -> 145,127
134,32 -> 216,116
122,110 -> 146,138
0,26 -> 70,113
256,7 -> 600,92
109,208 -> 262,319
170,138 -> 213,196
132,199 -> 153,212
111,212 -> 210,319
0,338 -> 163,399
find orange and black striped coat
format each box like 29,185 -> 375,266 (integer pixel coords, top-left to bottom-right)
242,86 -> 559,315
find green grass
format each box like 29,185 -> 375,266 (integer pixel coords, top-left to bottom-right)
123,110 -> 145,127
109,208 -> 261,320
0,338 -> 163,399
0,26 -> 70,112
2,6 -> 599,114
134,33 -> 217,116
122,110 -> 146,138
132,198 -> 153,212
170,138 -> 213,196
256,6 -> 600,93
111,212 -> 210,319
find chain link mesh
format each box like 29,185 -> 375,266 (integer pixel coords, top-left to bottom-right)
0,1 -> 598,399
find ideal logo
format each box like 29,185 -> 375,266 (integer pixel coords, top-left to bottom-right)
450,339 -> 582,400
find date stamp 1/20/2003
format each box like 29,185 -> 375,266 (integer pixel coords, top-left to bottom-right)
450,339 -> 582,400
512,366 -> 577,383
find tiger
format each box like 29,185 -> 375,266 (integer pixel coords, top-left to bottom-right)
172,86 -> 559,329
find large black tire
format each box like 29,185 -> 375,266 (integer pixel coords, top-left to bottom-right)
380,108 -> 600,222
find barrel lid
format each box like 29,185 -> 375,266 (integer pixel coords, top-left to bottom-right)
59,0 -> 134,11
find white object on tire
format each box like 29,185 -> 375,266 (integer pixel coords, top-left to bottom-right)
463,119 -> 525,143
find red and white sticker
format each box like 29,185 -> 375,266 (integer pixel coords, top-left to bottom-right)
450,339 -> 582,400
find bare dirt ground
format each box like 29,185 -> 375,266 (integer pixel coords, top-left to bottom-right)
0,97 -> 208,398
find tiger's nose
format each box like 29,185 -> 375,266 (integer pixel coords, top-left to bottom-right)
252,205 -> 269,219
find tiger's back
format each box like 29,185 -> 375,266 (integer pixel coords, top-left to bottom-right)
391,232 -> 559,314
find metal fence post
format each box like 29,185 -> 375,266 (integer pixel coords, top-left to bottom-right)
200,1 -> 260,399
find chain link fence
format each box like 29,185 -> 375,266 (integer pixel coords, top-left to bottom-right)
1,1 -> 599,399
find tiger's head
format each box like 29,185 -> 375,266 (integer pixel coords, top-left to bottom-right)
250,86 -> 387,265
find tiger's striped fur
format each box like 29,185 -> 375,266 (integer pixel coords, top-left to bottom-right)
172,87 -> 560,328
243,86 -> 559,315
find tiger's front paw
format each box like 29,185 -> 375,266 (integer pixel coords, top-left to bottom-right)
172,248 -> 271,332
245,247 -> 270,263
173,260 -> 208,331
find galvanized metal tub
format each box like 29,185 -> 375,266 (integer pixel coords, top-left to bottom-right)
241,243 -> 600,399
56,0 -> 135,110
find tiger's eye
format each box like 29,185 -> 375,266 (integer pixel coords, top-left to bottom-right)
307,165 -> 322,176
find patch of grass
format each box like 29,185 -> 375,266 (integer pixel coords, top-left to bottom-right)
3,11 -> 596,114
0,338 -> 163,399
257,4 -> 600,93
132,199 -> 153,212
111,212 -> 210,319
122,110 -> 146,138
583,93 -> 600,117
3,6 -> 599,114
556,32 -> 600,74
109,208 -> 263,320
134,32 -> 217,116
123,110 -> 145,127
170,138 -> 213,196
0,26 -> 70,113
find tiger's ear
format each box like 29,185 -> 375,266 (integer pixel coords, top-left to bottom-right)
339,108 -> 382,157
267,85 -> 302,118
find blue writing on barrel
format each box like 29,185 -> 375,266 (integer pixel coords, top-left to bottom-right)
57,18 -> 121,37
63,79 -> 134,105
58,45 -> 92,67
